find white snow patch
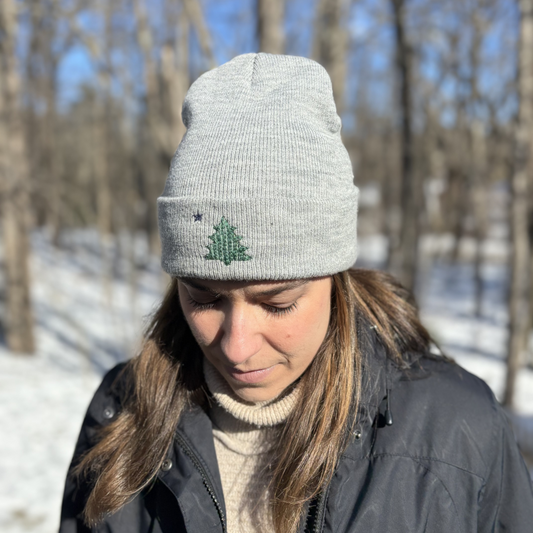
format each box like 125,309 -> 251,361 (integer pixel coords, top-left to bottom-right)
0,230 -> 164,533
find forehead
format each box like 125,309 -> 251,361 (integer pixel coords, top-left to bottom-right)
179,278 -> 311,297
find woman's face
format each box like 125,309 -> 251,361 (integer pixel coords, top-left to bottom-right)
178,276 -> 332,402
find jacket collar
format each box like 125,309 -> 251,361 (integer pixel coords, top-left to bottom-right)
342,324 -> 415,460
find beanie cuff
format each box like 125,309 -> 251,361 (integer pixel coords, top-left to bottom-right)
157,191 -> 358,280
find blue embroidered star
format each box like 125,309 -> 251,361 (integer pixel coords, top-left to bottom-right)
193,212 -> 203,222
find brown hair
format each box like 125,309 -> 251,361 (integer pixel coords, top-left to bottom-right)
74,268 -> 433,532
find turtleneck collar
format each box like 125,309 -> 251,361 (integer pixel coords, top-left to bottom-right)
203,357 -> 300,428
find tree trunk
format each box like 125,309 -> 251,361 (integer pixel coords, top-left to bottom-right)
92,97 -> 112,239
467,13 -> 487,318
160,24 -> 188,151
182,0 -> 215,68
503,0 -> 533,408
313,0 -> 348,112
94,1 -> 113,241
469,121 -> 488,318
134,0 -> 190,161
133,0 -> 191,252
0,0 -> 35,353
257,0 -> 285,54
44,57 -> 62,245
529,206 -> 533,366
388,0 -> 419,293
27,0 -> 63,244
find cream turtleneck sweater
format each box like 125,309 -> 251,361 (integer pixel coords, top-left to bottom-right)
203,359 -> 299,533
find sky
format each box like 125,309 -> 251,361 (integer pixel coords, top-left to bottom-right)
45,0 -> 519,128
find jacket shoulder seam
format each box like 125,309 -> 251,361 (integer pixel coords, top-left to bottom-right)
368,453 -> 463,529
411,456 -> 463,530
367,452 -> 485,481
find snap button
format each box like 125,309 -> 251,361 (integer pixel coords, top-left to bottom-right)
354,429 -> 362,440
161,458 -> 173,472
103,406 -> 115,419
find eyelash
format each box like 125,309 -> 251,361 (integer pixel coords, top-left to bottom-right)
186,296 -> 298,317
187,296 -> 216,311
263,303 -> 298,316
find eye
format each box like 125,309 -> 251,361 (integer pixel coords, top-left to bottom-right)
262,302 -> 298,316
187,295 -> 218,311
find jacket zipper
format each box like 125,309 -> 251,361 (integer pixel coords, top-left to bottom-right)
313,484 -> 330,533
175,432 -> 227,533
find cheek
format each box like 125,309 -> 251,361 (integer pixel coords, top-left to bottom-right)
269,297 -> 330,364
186,316 -> 215,347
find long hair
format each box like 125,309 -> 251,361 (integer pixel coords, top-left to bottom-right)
74,268 -> 433,532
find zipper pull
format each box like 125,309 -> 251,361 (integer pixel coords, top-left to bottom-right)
384,389 -> 393,426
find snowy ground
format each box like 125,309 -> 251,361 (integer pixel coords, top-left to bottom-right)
1,229 -> 532,533
0,230 -> 164,532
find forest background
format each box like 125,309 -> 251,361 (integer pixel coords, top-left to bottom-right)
1,0 -> 533,531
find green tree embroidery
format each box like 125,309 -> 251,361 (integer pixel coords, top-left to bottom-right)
205,217 -> 252,266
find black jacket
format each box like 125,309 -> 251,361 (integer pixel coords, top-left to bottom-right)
60,334 -> 533,533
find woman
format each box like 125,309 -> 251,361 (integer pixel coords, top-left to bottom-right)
60,53 -> 533,533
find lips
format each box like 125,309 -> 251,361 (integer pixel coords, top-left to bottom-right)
225,364 -> 277,384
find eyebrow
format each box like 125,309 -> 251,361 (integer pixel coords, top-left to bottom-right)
251,280 -> 310,298
180,278 -> 310,298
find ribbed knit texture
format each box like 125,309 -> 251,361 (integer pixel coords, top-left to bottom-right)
203,359 -> 299,533
158,53 -> 359,280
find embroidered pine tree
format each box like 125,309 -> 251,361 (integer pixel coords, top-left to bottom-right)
205,217 -> 252,266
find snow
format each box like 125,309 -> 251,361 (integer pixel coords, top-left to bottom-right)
0,230 -> 163,533
1,228 -> 532,532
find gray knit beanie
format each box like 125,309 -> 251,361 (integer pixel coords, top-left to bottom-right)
157,53 -> 358,280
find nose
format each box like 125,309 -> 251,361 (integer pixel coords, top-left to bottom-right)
220,304 -> 262,366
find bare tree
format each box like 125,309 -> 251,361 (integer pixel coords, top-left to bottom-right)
133,0 -> 192,251
182,0 -> 215,68
387,0 -> 419,293
0,0 -> 35,353
503,0 -> 533,408
467,8 -> 489,317
313,0 -> 349,112
257,0 -> 285,54
93,0 -> 114,241
469,120 -> 488,317
25,0 -> 74,244
133,0 -> 191,161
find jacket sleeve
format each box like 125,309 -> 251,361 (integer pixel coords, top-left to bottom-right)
477,398 -> 533,532
59,364 -> 126,533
